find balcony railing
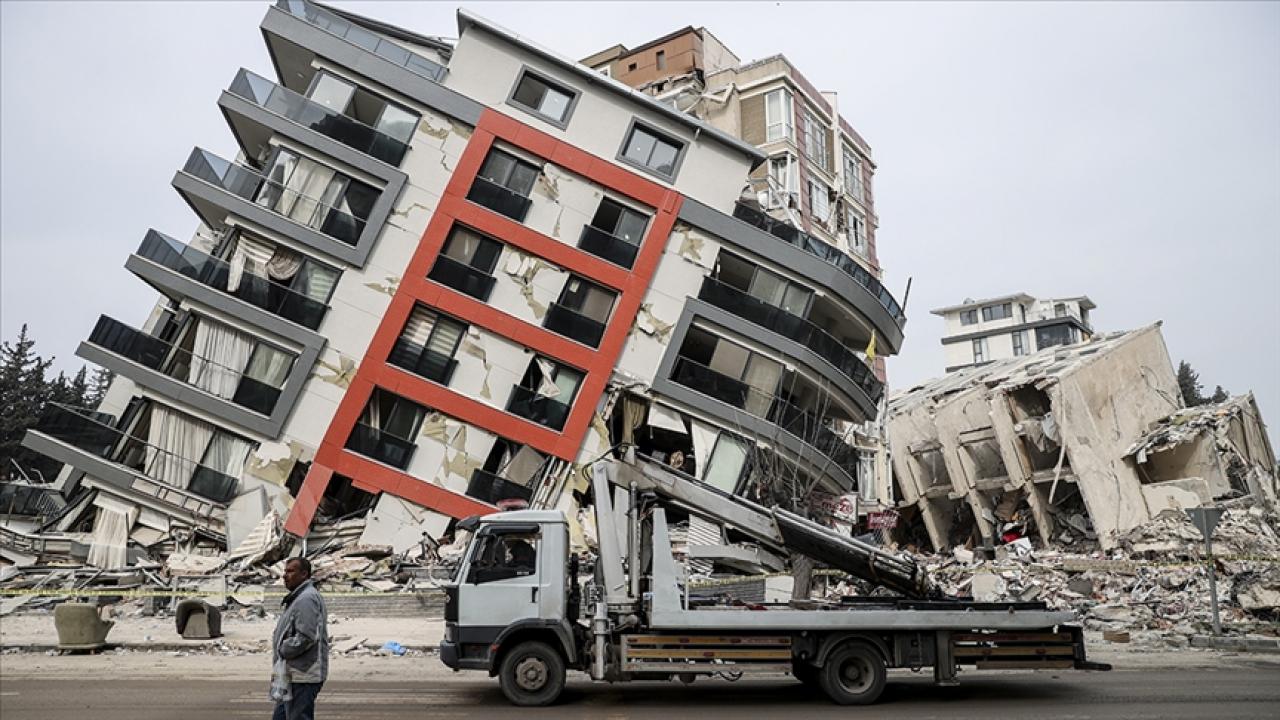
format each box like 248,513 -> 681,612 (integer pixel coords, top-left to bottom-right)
506,385 -> 571,431
466,176 -> 532,222
135,231 -> 328,330
698,277 -> 884,403
466,469 -> 533,504
387,338 -> 458,385
87,315 -> 285,417
275,1 -> 446,82
345,423 -> 416,470
577,225 -> 639,269
669,356 -> 859,477
427,255 -> 497,301
31,404 -> 240,504
732,202 -> 905,326
183,148 -> 367,246
228,67 -> 409,165
542,303 -> 605,348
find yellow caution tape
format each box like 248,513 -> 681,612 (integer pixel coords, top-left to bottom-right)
0,589 -> 440,599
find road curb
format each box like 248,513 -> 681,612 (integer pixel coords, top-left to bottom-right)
1189,636 -> 1280,654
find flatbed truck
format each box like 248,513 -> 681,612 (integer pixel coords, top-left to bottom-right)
440,459 -> 1108,705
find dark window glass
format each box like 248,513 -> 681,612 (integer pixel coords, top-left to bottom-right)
511,73 -> 574,122
478,150 -> 539,196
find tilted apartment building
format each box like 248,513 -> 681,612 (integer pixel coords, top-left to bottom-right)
21,1 -> 907,560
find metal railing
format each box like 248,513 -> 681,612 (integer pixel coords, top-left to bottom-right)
542,303 -> 606,348
732,202 -> 905,325
345,423 -> 416,470
467,176 -> 533,223
87,315 -> 284,417
387,338 -> 458,385
669,356 -> 859,474
576,225 -> 639,269
466,469 -> 533,504
31,404 -> 240,504
183,148 -> 367,246
506,385 -> 571,431
275,1 -> 446,82
698,277 -> 884,403
135,231 -> 328,330
229,67 -> 409,165
427,255 -> 497,301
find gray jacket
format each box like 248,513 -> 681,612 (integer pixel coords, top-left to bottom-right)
272,580 -> 329,684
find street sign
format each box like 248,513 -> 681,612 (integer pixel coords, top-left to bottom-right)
1186,507 -> 1224,541
868,510 -> 899,530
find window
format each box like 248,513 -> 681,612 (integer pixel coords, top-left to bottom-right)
959,309 -> 979,326
703,433 -> 750,494
546,276 -> 616,347
807,175 -> 830,223
347,389 -> 426,469
802,110 -> 829,171
676,326 -> 782,416
219,230 -> 340,328
508,357 -> 583,431
715,251 -> 812,316
765,88 -> 794,142
627,62 -> 637,72
472,148 -> 540,221
467,530 -> 540,584
304,71 -> 419,164
1054,302 -> 1068,318
256,147 -> 378,245
429,227 -> 502,300
390,305 -> 466,384
655,50 -> 666,70
619,122 -> 685,179
982,303 -> 1013,322
1012,331 -> 1027,356
846,206 -> 867,256
581,198 -> 648,268
765,154 -> 798,209
1036,324 -> 1077,350
972,337 -> 987,364
509,69 -> 577,125
843,149 -> 864,201
235,343 -> 295,415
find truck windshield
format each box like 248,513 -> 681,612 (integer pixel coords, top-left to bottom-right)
467,531 -> 540,584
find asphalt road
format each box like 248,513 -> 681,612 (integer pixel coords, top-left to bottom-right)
2,667 -> 1279,719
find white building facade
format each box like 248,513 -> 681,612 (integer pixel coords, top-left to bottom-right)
932,293 -> 1095,373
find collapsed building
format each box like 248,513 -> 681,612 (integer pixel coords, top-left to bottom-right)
887,323 -> 1277,553
3,1 -> 904,588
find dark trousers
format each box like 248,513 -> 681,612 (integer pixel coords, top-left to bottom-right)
273,682 -> 322,720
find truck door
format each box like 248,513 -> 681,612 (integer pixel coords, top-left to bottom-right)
458,525 -> 544,631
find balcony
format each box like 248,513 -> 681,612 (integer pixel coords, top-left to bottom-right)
506,385 -> 571,432
27,404 -> 239,506
86,315 -> 284,417
577,225 -> 639,269
345,423 -> 416,470
542,303 -> 605,348
180,148 -> 366,247
427,255 -> 497,301
387,338 -> 458,385
466,469 -> 533,504
228,68 -> 408,166
274,1 -> 446,82
732,202 -> 905,326
670,357 -> 750,408
698,277 -> 884,403
133,231 -> 328,331
466,176 -> 532,223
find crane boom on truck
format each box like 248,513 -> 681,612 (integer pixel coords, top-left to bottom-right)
440,458 -> 1108,706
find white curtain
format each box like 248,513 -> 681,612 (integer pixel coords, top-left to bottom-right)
202,432 -> 254,481
188,318 -> 255,399
244,345 -> 293,389
283,157 -> 338,228
689,419 -> 720,478
146,404 -> 214,488
265,244 -> 304,281
402,306 -> 439,346
87,506 -> 132,570
227,234 -> 275,293
535,358 -> 560,397
298,263 -> 338,302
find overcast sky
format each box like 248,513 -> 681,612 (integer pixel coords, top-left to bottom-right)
2,1 -> 1277,445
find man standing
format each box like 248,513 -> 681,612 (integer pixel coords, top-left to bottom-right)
272,557 -> 329,720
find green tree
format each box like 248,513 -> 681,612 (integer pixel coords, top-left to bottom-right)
86,367 -> 114,408
1176,360 -> 1206,407
1209,385 -> 1230,404
0,324 -> 53,479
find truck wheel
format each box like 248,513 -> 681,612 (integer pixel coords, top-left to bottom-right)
818,643 -> 886,705
499,641 -> 566,707
792,661 -> 820,687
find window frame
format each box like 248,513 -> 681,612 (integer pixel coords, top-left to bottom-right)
972,337 -> 987,363
843,147 -> 864,201
807,174 -> 831,223
616,119 -> 688,182
959,309 -> 978,326
1012,331 -> 1026,356
803,109 -> 829,171
505,66 -> 580,129
764,88 -> 794,143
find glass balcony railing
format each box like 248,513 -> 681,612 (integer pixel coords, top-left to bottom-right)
698,277 -> 884,403
31,404 -> 241,504
275,1 -> 446,82
466,469 -> 533,505
506,385 -> 571,431
669,356 -> 859,477
135,231 -> 328,330
427,255 -> 497,301
467,176 -> 533,223
542,303 -> 606,348
577,225 -> 639,269
228,67 -> 409,165
345,423 -> 416,470
182,148 -> 367,246
732,202 -> 905,326
87,315 -> 285,417
387,338 -> 458,385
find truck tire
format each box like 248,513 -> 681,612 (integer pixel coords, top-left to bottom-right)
498,640 -> 566,707
818,643 -> 886,705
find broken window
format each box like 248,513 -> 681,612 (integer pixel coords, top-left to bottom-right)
429,226 -> 502,300
389,304 -> 466,384
961,438 -> 1008,482
911,447 -> 952,491
314,473 -> 376,522
471,439 -> 546,504
765,88 -> 794,142
347,389 -> 427,470
1007,387 -> 1069,474
546,276 -> 616,347
508,357 -> 582,431
620,122 -> 684,179
510,69 -> 576,124
765,154 -> 798,208
1035,323 -> 1076,350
